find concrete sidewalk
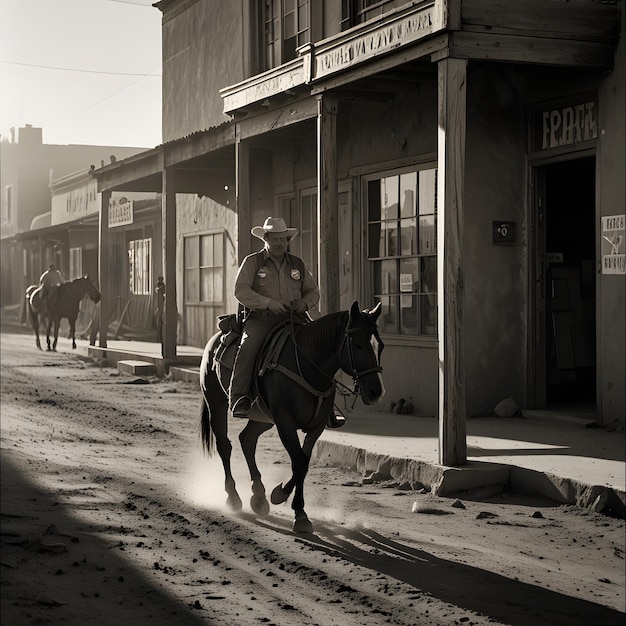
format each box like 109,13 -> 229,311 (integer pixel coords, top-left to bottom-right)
315,408 -> 625,518
6,325 -> 623,518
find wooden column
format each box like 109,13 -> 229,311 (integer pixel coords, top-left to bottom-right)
317,93 -> 340,314
162,166 -> 177,359
236,128 -> 251,260
98,189 -> 111,348
437,57 -> 467,466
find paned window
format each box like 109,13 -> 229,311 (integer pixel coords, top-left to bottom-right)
263,0 -> 311,69
290,187 -> 318,281
342,0 -> 408,30
367,167 -> 437,336
184,232 -> 225,304
128,238 -> 152,295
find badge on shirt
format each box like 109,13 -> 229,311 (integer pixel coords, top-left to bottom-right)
290,268 -> 301,281
257,266 -> 269,279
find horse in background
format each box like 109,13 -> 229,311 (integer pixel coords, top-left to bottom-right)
199,301 -> 385,533
27,275 -> 101,351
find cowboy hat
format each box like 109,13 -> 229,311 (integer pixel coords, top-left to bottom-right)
251,216 -> 298,241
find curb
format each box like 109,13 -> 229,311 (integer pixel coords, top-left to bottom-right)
312,440 -> 626,519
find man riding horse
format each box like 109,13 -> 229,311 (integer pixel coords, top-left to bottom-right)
39,263 -> 64,311
229,217 -> 344,428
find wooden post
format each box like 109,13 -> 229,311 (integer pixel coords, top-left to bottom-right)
317,93 -> 340,314
162,165 -> 177,359
437,56 -> 467,466
236,128 -> 251,261
98,189 -> 111,348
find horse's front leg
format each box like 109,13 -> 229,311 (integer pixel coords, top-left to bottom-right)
275,423 -> 323,533
270,421 -> 324,508
239,420 -> 274,515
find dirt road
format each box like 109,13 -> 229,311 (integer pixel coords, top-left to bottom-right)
1,331 -> 624,625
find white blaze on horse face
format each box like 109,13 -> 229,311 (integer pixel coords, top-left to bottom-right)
369,335 -> 385,400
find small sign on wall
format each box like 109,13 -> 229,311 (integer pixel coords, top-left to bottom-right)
492,221 -> 516,245
601,214 -> 625,275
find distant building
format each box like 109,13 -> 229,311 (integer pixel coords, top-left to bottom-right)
0,124 -> 150,316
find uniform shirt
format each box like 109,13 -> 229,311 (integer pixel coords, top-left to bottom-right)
234,250 -> 319,313
39,268 -> 63,288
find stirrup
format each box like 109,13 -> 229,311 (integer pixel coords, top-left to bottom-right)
327,413 -> 346,429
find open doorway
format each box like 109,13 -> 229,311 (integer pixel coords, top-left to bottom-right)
537,156 -> 596,410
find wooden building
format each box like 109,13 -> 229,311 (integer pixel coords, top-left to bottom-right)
92,0 -> 625,463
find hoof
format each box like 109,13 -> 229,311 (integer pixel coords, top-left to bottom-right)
271,483 -> 289,505
250,494 -> 270,515
226,493 -> 243,513
293,513 -> 313,534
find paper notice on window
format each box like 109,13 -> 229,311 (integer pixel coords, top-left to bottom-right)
601,214 -> 625,275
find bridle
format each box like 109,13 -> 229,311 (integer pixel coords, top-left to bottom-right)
338,313 -> 384,391
288,309 -> 384,400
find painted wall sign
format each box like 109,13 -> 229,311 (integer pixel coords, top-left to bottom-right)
601,214 -> 625,275
537,100 -> 597,150
313,6 -> 435,80
108,197 -> 134,228
51,178 -> 99,225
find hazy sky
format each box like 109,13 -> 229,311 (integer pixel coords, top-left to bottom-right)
0,0 -> 162,148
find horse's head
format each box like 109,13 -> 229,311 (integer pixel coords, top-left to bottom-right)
83,275 -> 101,303
339,301 -> 385,405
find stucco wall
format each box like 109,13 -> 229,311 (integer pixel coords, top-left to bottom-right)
598,18 -> 626,427
463,64 -> 527,415
161,0 -> 244,142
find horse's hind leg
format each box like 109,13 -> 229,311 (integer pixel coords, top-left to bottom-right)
69,318 -> 77,349
31,311 -> 41,350
206,392 -> 243,513
239,420 -> 273,515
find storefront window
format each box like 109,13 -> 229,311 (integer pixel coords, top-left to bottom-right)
128,238 -> 151,295
184,232 -> 225,305
367,167 -> 437,336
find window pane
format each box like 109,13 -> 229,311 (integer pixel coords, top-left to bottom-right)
213,234 -> 223,267
368,222 -> 384,257
185,237 -> 199,267
374,259 -> 397,295
420,294 -> 437,335
381,176 -> 398,220
400,295 -> 419,335
201,235 -> 213,267
201,268 -> 212,301
418,215 -> 436,254
400,172 -> 417,217
378,295 -> 397,334
421,256 -> 437,293
399,217 -> 416,255
185,268 -> 197,301
368,180 -> 382,221
418,168 -> 437,215
214,267 -> 224,303
399,257 -> 419,293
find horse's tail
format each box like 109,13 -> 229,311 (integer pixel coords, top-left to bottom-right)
199,395 -> 215,457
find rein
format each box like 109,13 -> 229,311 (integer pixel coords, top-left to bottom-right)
283,309 -> 383,409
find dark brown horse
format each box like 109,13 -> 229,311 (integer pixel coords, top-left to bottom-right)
199,301 -> 385,533
27,275 -> 101,351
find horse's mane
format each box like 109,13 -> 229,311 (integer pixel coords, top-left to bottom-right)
295,310 -> 348,354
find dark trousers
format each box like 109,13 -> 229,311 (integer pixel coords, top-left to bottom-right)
229,312 -> 291,408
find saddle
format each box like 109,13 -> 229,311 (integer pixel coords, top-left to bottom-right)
212,315 -> 336,429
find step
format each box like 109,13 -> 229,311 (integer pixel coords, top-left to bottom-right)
117,360 -> 156,376
169,365 -> 200,384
